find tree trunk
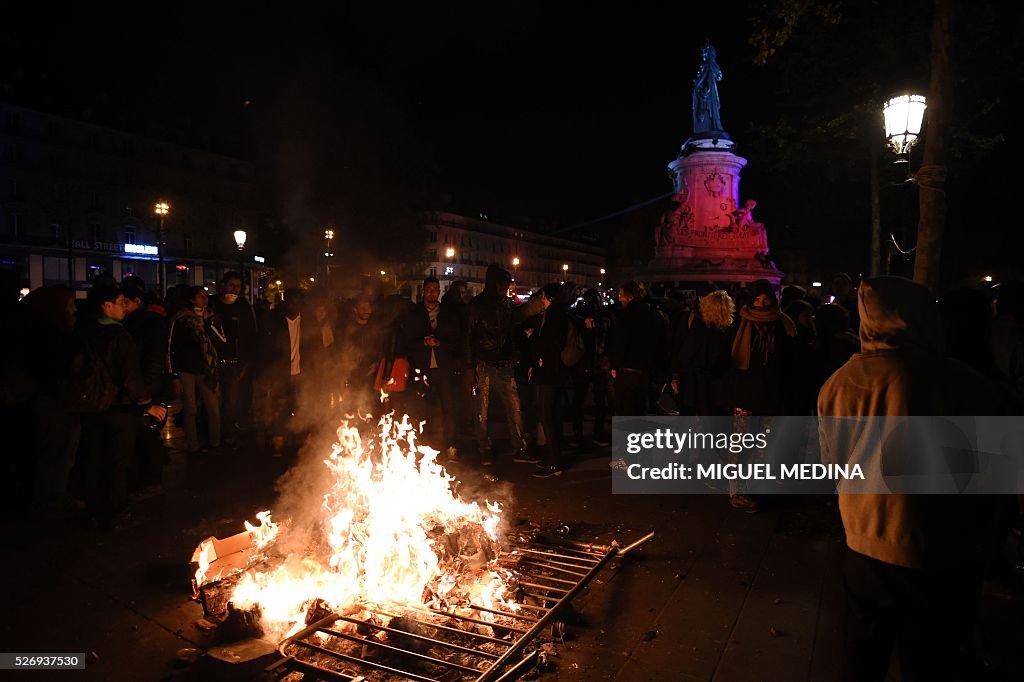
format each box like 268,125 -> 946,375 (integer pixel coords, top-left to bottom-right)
913,0 -> 954,291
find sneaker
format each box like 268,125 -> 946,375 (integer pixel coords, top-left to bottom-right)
593,435 -> 611,447
729,494 -> 759,513
513,452 -> 543,464
446,446 -> 459,463
532,465 -> 563,479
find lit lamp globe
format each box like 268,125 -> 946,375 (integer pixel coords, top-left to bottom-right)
233,229 -> 247,250
882,94 -> 927,160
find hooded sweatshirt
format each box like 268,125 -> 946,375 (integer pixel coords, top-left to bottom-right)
817,277 -> 1000,569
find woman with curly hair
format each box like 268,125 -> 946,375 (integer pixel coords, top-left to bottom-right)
672,289 -> 735,417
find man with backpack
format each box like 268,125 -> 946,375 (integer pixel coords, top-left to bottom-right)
75,282 -> 166,529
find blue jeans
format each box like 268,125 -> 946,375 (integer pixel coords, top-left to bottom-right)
474,362 -> 527,454
179,372 -> 221,450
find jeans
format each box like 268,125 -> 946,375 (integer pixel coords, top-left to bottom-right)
841,546 -> 972,682
613,369 -> 648,417
218,362 -> 245,434
31,395 -> 80,519
534,383 -> 562,468
570,368 -> 609,438
179,371 -> 221,450
426,368 -> 462,449
80,409 -> 139,526
474,362 -> 528,454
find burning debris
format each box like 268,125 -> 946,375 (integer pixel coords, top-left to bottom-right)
189,412 -> 655,679
191,412 -> 512,642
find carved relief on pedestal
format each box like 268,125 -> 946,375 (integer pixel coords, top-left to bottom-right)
703,168 -> 727,197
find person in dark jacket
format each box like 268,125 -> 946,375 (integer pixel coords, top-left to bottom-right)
25,286 -> 81,520
672,290 -> 734,416
728,279 -> 796,512
168,286 -> 220,452
608,281 -> 656,417
400,277 -> 464,459
338,295 -> 386,415
569,289 -> 612,446
814,303 -> 860,386
123,280 -> 169,489
529,283 -> 569,478
209,271 -> 258,441
465,265 -> 543,464
78,283 -> 166,529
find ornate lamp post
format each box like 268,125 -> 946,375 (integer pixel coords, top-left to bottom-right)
324,228 -> 335,288
154,201 -> 170,294
882,94 -> 927,162
871,93 -> 927,276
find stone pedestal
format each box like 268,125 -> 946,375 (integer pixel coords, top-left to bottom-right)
647,148 -> 782,287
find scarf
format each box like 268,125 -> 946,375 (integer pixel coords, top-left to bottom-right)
172,309 -> 218,374
731,304 -> 797,370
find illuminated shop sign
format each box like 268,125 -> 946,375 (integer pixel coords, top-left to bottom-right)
253,255 -> 265,263
123,243 -> 159,255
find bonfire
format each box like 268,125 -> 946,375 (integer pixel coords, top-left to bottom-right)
191,412 -> 515,642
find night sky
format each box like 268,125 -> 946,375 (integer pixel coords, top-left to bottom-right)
2,3 -> 1021,282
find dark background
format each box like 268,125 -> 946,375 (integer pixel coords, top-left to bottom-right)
2,2 -> 1020,286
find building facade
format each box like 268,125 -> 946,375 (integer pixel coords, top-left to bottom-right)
419,211 -> 606,299
0,101 -> 270,297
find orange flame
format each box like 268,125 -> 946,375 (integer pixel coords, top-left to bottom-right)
226,413 -> 509,640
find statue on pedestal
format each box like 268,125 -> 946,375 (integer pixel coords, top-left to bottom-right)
692,41 -> 723,134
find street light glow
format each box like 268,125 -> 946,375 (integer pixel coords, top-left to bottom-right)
600,267 -> 606,275
380,270 -> 386,276
882,94 -> 927,155
562,263 -> 569,272
445,248 -> 456,259
983,275 -> 994,282
233,229 -> 247,250
512,257 -> 520,267
154,201 -> 169,216
275,280 -> 282,286
324,228 -> 335,240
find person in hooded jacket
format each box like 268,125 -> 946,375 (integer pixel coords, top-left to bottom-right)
818,276 -> 1007,682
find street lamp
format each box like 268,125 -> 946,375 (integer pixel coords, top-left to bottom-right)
324,228 -> 335,288
154,201 -> 170,294
872,93 -> 927,277
233,229 -> 247,283
445,248 -> 456,280
882,94 -> 927,160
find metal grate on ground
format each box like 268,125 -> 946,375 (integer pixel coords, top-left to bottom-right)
265,532 -> 655,681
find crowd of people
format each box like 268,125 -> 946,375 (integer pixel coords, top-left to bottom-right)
4,267 -> 1024,524
1,264 -> 1022,678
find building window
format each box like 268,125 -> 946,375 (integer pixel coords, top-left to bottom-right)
428,248 -> 437,261
11,214 -> 23,238
184,235 -> 193,252
89,191 -> 101,209
9,178 -> 19,199
429,231 -> 437,243
51,223 -> 61,241
429,266 -> 437,278
124,225 -> 136,244
90,222 -> 100,243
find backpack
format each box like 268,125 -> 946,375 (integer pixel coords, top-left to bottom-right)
66,336 -> 118,414
561,318 -> 585,367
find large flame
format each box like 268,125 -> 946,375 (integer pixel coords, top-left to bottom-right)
226,413 -> 508,640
